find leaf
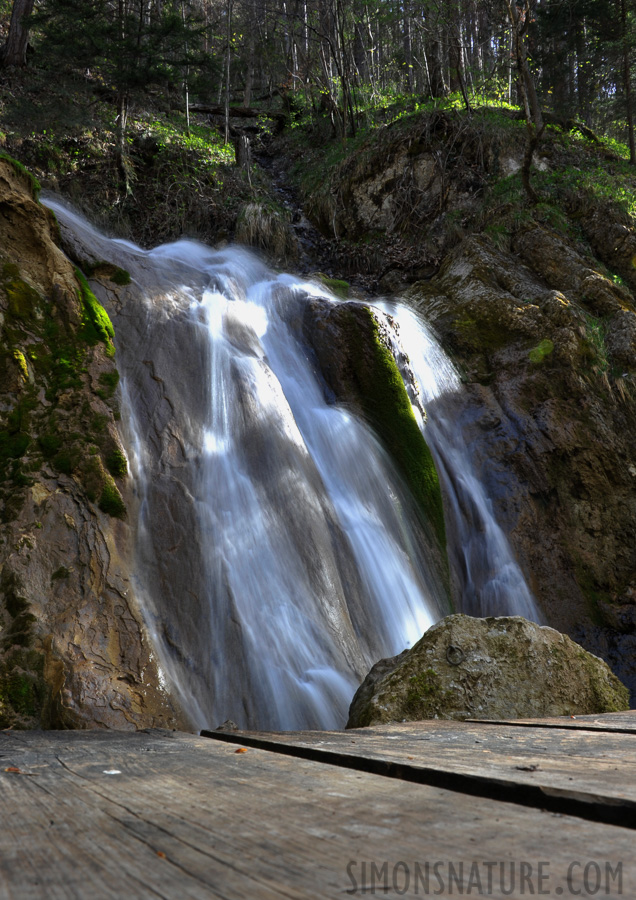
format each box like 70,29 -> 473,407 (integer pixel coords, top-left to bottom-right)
234,748 -> 249,754
157,852 -> 167,859
5,767 -> 21,773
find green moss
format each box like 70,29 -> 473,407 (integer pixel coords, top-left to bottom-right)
52,449 -> 75,475
74,269 -> 116,356
5,672 -> 39,717
453,315 -> 511,354
574,564 -> 613,627
38,432 -> 62,458
315,274 -> 350,299
98,478 -> 126,518
0,429 -> 30,461
0,152 -> 41,200
349,307 -> 446,550
576,648 -> 630,712
4,277 -> 41,321
12,349 -> 29,381
110,267 -> 131,286
2,263 -> 20,280
97,369 -> 120,400
51,566 -> 70,582
106,447 -> 127,478
529,338 -> 555,363
400,666 -> 453,719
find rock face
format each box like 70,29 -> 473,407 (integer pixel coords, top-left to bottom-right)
405,231 -> 636,700
303,298 -> 446,555
0,159 -> 186,730
347,614 -> 630,728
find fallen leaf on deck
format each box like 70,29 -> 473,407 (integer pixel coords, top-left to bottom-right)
4,767 -> 38,776
234,748 -> 249,754
157,852 -> 167,859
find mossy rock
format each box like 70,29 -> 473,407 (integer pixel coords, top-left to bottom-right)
98,477 -> 126,518
0,571 -> 51,728
313,273 -> 350,299
304,300 -> 446,552
74,269 -> 116,356
347,614 -> 630,728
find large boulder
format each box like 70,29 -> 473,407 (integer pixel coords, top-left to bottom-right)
347,614 -> 630,728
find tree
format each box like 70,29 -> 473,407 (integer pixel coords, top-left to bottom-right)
35,0 -> 208,189
504,0 -> 544,201
0,0 -> 34,67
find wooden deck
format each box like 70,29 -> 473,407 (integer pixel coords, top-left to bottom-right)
1,714 -> 634,898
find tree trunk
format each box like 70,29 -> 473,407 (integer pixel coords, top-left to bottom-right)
621,0 -> 636,164
505,0 -> 543,202
0,0 -> 35,68
225,0 -> 233,144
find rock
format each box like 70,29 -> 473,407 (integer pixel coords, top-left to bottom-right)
406,232 -> 636,652
0,159 -> 187,731
347,614 -> 630,728
303,297 -> 447,560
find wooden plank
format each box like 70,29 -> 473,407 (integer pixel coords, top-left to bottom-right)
204,719 -> 636,825
0,729 -> 633,899
468,711 -> 636,734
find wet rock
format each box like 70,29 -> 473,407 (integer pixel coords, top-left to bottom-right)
303,298 -> 447,558
347,614 -> 630,728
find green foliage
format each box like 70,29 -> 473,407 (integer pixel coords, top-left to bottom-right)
581,314 -> 610,378
105,447 -> 127,478
98,478 -> 126,519
34,0 -> 211,101
50,566 -> 70,582
97,369 -> 119,400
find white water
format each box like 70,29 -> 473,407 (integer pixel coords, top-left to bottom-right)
376,303 -> 541,623
43,198 -> 540,730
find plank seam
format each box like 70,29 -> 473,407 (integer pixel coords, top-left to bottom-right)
466,719 -> 636,736
200,730 -> 636,831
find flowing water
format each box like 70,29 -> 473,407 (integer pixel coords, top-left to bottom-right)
45,198 -> 540,731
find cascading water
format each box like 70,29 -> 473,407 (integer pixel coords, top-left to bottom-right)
376,302 -> 542,624
44,197 -> 540,732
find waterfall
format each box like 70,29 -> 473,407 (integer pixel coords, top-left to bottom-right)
44,198 -> 540,732
376,302 -> 541,624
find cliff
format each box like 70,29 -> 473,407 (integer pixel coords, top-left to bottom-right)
0,158 -> 186,730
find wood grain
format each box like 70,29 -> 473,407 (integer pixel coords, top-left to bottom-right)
0,728 -> 633,898
204,717 -> 636,825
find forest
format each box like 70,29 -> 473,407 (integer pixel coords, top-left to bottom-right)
1,0 -> 635,154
